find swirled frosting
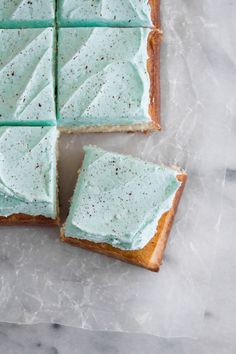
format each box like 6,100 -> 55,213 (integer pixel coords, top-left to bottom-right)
64,146 -> 181,250
0,0 -> 55,28
58,27 -> 151,128
58,0 -> 152,27
0,127 -> 58,218
0,28 -> 56,125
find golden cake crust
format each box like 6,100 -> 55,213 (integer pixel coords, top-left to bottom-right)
148,29 -> 162,130
149,0 -> 161,28
0,213 -> 60,226
60,173 -> 187,271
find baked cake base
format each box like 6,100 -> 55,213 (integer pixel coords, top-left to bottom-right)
61,173 -> 187,271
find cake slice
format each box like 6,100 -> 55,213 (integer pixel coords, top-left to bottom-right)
57,27 -> 161,132
0,28 -> 56,126
0,0 -> 55,28
0,126 -> 59,225
61,146 -> 187,271
58,0 -> 160,28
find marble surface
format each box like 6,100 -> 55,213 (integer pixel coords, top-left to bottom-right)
0,168 -> 235,353
0,0 -> 235,352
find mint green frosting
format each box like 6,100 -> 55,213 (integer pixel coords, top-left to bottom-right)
58,27 -> 151,128
64,146 -> 181,251
0,127 -> 58,218
58,0 -> 152,27
0,28 -> 56,126
0,0 -> 55,28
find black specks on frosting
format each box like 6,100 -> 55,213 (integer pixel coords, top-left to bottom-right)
60,1 -> 151,27
58,27 -> 150,127
0,127 -> 57,218
65,146 -> 180,250
0,28 -> 55,124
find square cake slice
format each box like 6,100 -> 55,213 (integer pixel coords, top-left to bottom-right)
0,0 -> 55,28
61,146 -> 187,271
0,28 -> 56,126
57,27 -> 161,132
0,126 -> 59,225
58,0 -> 160,28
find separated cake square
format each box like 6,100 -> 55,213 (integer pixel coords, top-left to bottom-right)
0,0 -> 55,28
58,0 -> 160,28
0,126 -> 59,225
61,146 -> 187,271
57,27 -> 161,132
0,28 -> 56,126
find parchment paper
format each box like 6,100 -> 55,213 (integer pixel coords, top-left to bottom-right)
0,0 -> 233,337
